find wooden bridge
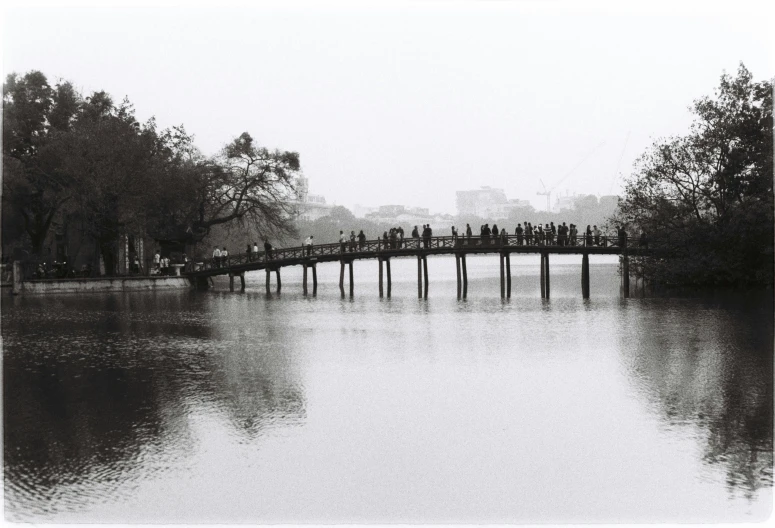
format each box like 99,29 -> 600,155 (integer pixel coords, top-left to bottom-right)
188,234 -> 647,299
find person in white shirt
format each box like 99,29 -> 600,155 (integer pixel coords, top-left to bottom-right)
304,235 -> 314,256
153,252 -> 161,272
213,247 -> 221,268
221,247 -> 228,267
253,242 -> 259,261
339,231 -> 347,253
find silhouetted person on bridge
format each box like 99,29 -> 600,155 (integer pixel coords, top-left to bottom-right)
253,242 -> 259,259
339,231 -> 347,253
550,222 -> 556,245
212,247 -> 221,268
492,224 -> 499,240
466,224 -> 472,244
586,225 -> 592,247
264,240 -> 273,261
593,226 -> 600,246
222,247 -> 229,267
412,226 -> 420,248
515,223 -> 524,245
639,231 -> 647,249
350,231 -> 357,252
358,230 -> 366,250
617,226 -> 627,249
305,235 -> 314,256
382,231 -> 389,249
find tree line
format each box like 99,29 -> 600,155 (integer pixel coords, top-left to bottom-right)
2,71 -> 301,273
613,63 -> 773,288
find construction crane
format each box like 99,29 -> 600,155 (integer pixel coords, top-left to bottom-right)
536,141 -> 606,212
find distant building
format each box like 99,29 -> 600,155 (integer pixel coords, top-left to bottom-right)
295,175 -> 334,221
352,204 -> 378,218
456,187 -> 508,217
552,193 -> 579,213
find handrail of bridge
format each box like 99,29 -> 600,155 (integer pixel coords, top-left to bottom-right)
192,234 -> 642,274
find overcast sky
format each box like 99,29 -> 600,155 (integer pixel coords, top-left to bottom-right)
3,1 -> 773,214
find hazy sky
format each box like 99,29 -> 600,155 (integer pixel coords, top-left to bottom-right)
3,1 -> 772,214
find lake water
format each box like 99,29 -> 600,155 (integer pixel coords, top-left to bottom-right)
2,254 -> 772,523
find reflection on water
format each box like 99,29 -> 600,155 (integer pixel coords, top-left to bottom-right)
2,257 -> 772,522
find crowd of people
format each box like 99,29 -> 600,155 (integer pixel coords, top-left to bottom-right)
203,223 -> 639,269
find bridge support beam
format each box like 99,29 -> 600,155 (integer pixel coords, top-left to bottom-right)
545,252 -> 550,298
386,258 -> 392,298
348,259 -> 354,298
303,264 -> 308,296
239,272 -> 245,292
455,254 -> 462,299
276,268 -> 281,293
312,264 -> 317,296
506,253 -> 511,298
266,267 -> 271,294
339,260 -> 345,298
500,253 -> 505,298
621,255 -> 630,298
229,273 -> 235,292
461,253 -> 468,299
378,257 -> 384,298
581,253 -> 590,299
422,255 -> 429,299
417,256 -> 423,298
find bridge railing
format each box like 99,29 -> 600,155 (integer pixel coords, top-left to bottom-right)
190,234 -> 642,273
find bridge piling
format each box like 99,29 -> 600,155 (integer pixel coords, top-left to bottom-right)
386,258 -> 392,297
540,254 -> 546,298
545,252 -> 550,298
461,253 -> 468,299
422,255 -> 429,299
500,253 -> 505,298
348,260 -> 354,297
417,256 -> 423,298
582,253 -> 590,299
312,264 -> 317,296
506,253 -> 511,298
378,257 -> 384,298
621,255 -> 630,298
276,268 -> 281,293
303,264 -> 308,296
229,273 -> 234,292
265,267 -> 270,294
455,254 -> 462,299
339,260 -> 345,297
239,272 -> 245,292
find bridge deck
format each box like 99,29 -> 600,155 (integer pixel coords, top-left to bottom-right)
189,235 -> 646,278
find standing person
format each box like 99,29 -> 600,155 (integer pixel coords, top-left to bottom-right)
154,250 -> 161,272
412,225 -> 420,249
398,226 -> 405,248
221,247 -> 229,267
559,222 -> 567,246
421,225 -> 429,249
451,226 -> 457,244
246,244 -> 252,261
592,225 -> 600,246
212,246 -> 221,268
350,230 -> 357,252
569,224 -> 577,246
304,235 -> 314,256
515,223 -> 524,245
339,230 -> 347,253
536,224 -> 543,245
618,226 -> 627,249
550,222 -> 557,245
500,226 -> 508,245
585,225 -> 592,247
389,228 -> 397,250
263,240 -> 273,261
544,224 -> 552,245
492,224 -> 499,239
358,230 -> 366,250
253,242 -> 259,259
466,223 -> 472,245
639,231 -> 647,249
382,231 -> 389,249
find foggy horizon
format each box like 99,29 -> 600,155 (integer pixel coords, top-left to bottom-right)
3,1 -> 772,215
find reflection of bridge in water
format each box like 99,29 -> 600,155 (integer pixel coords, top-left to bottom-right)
189,235 -> 649,299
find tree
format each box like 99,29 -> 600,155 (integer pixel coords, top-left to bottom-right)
614,63 -> 773,287
2,72 -> 81,255
186,132 -> 300,243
